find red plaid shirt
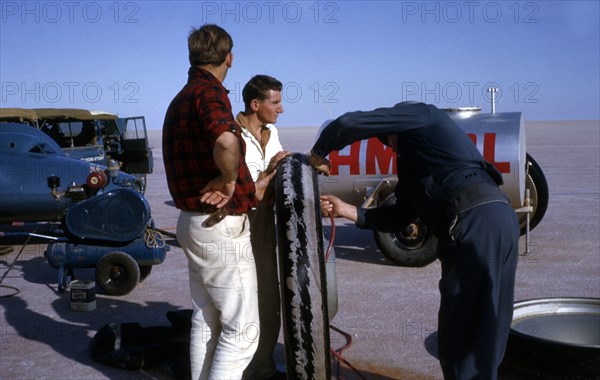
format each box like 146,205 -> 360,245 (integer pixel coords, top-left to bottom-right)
162,67 -> 258,214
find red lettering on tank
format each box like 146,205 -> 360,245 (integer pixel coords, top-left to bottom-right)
467,133 -> 510,173
483,133 -> 510,173
329,141 -> 361,175
328,133 -> 510,175
366,138 -> 396,175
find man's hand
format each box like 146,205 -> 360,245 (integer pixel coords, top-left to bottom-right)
265,150 -> 291,174
255,170 -> 277,201
320,194 -> 358,222
200,131 -> 240,208
308,151 -> 331,176
254,150 -> 291,203
199,176 -> 236,209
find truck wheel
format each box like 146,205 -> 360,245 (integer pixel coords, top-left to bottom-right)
373,194 -> 438,267
519,153 -> 549,234
95,252 -> 140,296
275,154 -> 331,380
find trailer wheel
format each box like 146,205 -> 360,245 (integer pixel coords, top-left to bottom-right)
519,153 -> 549,234
95,252 -> 140,296
275,154 -> 331,380
373,193 -> 438,267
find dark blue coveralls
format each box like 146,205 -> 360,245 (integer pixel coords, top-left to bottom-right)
312,102 -> 520,380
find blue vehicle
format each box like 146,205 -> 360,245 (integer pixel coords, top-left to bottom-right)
0,108 -> 153,192
0,122 -> 168,295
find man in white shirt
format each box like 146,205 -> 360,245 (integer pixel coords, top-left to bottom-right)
237,75 -> 290,380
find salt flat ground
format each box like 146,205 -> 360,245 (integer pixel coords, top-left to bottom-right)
0,120 -> 598,379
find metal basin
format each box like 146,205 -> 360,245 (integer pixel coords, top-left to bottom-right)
502,297 -> 600,378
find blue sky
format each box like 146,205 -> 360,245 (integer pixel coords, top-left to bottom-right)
1,1 -> 599,130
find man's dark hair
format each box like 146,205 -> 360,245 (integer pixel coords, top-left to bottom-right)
188,24 -> 233,67
242,75 -> 283,109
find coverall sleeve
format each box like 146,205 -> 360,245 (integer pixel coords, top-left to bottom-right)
311,102 -> 430,157
356,191 -> 418,233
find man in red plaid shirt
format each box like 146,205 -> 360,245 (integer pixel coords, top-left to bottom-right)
163,24 -> 275,380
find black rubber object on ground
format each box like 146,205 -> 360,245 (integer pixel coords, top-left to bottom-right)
501,297 -> 600,379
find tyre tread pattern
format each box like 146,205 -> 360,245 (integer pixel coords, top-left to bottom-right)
275,154 -> 331,380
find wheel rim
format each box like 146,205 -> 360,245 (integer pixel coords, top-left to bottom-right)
391,221 -> 429,251
101,262 -> 130,290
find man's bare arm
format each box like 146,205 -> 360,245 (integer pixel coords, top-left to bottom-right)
200,131 -> 239,208
320,194 -> 358,222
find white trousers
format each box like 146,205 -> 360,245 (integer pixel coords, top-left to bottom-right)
177,211 -> 259,380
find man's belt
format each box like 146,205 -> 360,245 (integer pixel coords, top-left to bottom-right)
431,168 -> 510,238
201,208 -> 229,228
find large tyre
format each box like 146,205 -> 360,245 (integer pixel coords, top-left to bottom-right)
275,154 -> 331,380
373,193 -> 438,267
502,298 -> 600,378
95,251 -> 140,296
519,153 -> 549,234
